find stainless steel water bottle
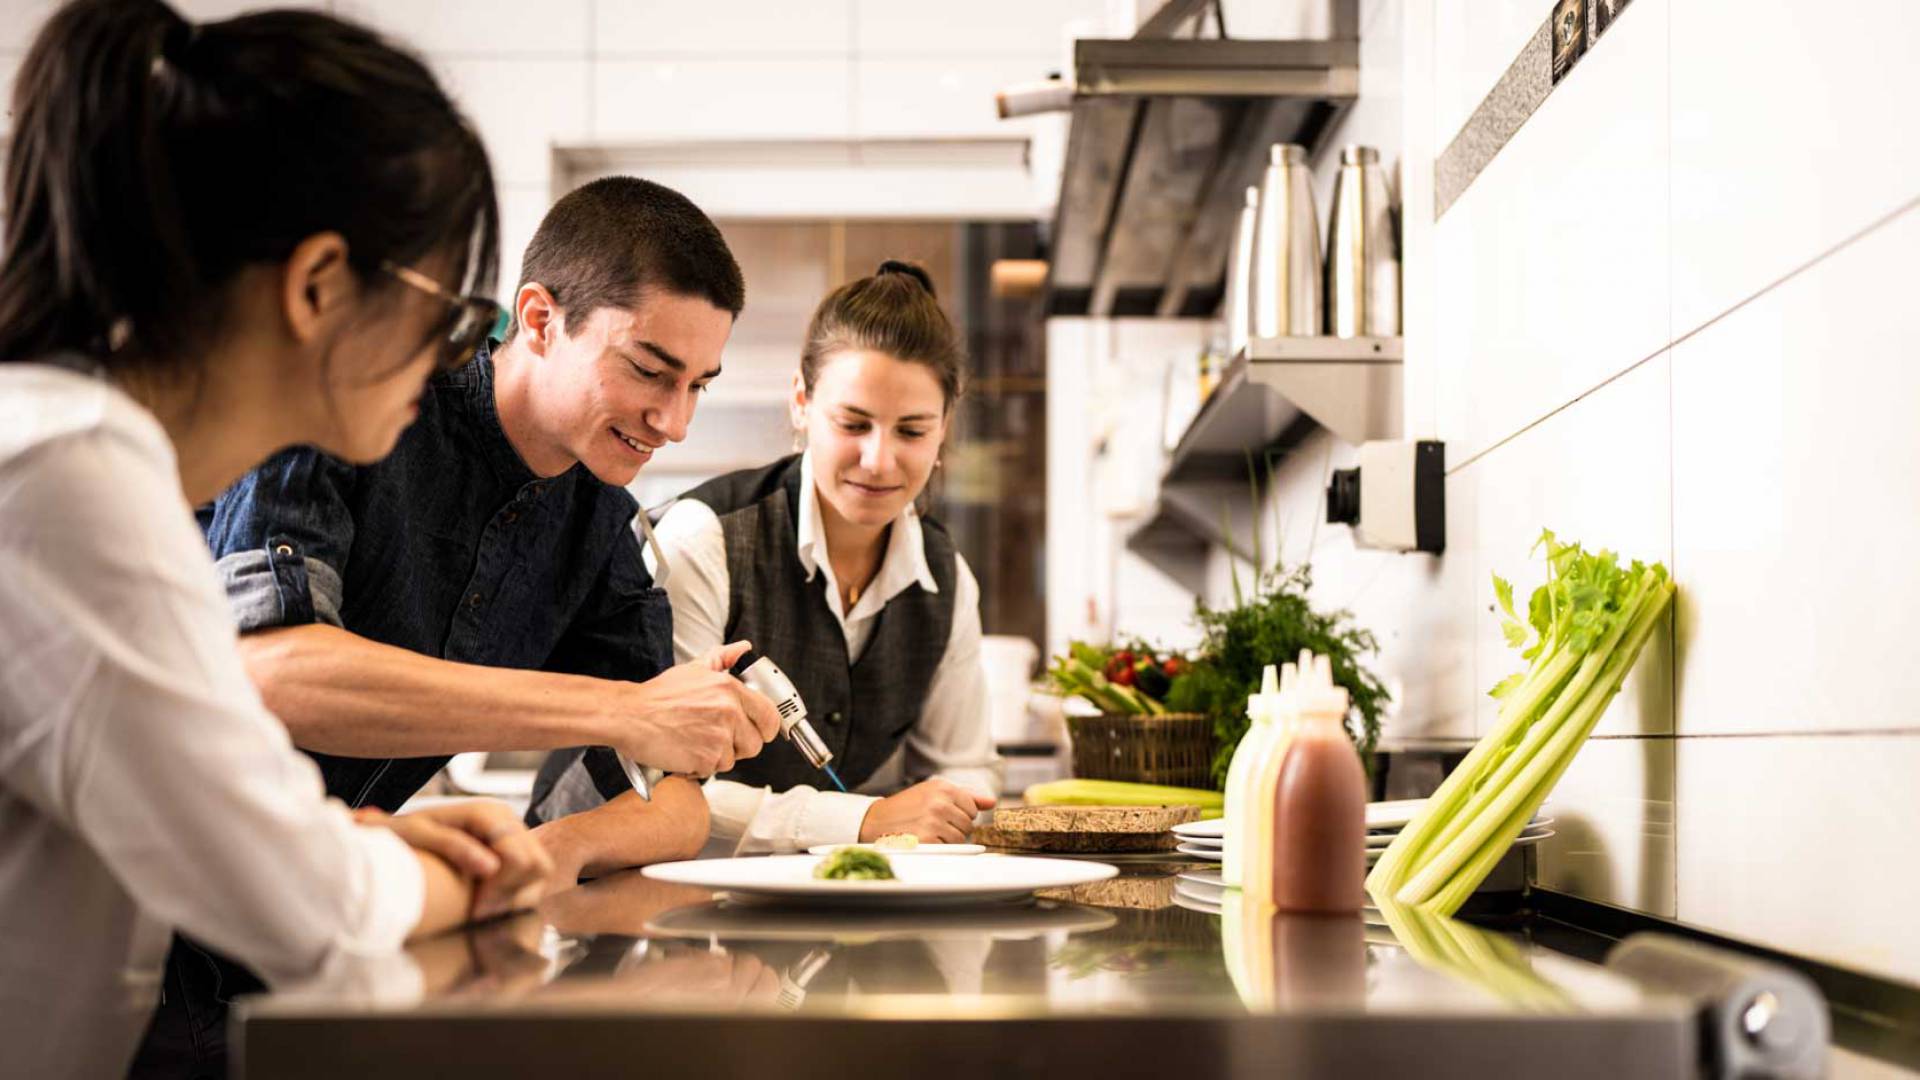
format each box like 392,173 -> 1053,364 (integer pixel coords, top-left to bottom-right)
1251,143 -> 1321,338
1224,184 -> 1259,356
1325,145 -> 1400,337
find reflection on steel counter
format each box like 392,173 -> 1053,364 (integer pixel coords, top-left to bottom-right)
232,865 -> 1817,1080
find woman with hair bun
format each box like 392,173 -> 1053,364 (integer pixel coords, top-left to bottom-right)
645,260 -> 1003,854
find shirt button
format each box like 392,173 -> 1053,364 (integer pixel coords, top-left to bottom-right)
468,592 -> 483,608
502,511 -> 518,525
828,711 -> 844,726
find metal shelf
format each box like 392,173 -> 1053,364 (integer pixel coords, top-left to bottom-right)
1043,2 -> 1361,318
1238,334 -> 1402,446
1126,334 -> 1402,587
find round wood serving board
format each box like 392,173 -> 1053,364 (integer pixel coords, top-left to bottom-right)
976,805 -> 1201,853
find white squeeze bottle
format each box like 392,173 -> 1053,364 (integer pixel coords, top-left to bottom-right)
1241,658 -> 1305,905
1221,663 -> 1283,888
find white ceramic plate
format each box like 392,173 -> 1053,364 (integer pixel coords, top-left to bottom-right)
1364,829 -> 1556,862
1171,800 -> 1447,839
1365,824 -> 1554,851
804,843 -> 986,856
1175,872 -> 1228,903
1187,829 -> 1557,864
1172,887 -> 1223,915
644,899 -> 1117,942
1176,842 -> 1224,862
642,854 -> 1117,907
1171,818 -> 1226,840
1176,806 -> 1554,843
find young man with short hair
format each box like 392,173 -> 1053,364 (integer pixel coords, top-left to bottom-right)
200,176 -> 778,879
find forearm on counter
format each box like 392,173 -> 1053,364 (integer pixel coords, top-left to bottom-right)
237,623 -> 617,757
409,849 -> 476,941
532,778 -> 711,880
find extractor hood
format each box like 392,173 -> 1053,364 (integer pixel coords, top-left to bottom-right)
1041,0 -> 1362,318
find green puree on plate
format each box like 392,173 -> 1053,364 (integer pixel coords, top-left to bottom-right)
814,847 -> 896,881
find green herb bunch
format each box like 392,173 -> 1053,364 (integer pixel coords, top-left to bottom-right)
1165,563 -> 1389,788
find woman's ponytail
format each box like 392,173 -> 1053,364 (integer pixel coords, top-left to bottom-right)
0,0 -> 201,362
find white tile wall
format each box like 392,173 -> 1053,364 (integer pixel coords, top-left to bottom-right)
0,1 -> 58,50
1334,465 -> 1478,744
855,56 -> 1045,138
495,184 -> 556,297
1676,733 -> 1920,982
0,51 -> 21,135
0,0 -> 1101,257
1398,0 -> 1438,441
853,0 -> 1102,57
335,0 -> 589,56
1430,0 -> 1553,147
1670,0 -> 1920,335
1468,352 -> 1674,739
1246,0 -> 1920,976
1432,0 -> 1669,460
1534,736 -> 1675,916
1672,204 -> 1920,737
591,59 -> 852,141
435,58 -> 589,187
595,0 -> 851,57
1047,318 -> 1215,658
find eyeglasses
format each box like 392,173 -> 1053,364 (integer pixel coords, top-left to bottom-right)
381,261 -> 506,372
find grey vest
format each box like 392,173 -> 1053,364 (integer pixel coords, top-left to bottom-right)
675,455 -> 957,792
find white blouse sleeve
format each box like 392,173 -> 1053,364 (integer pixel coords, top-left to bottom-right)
0,429 -> 422,987
901,553 -> 1003,798
644,501 -> 882,855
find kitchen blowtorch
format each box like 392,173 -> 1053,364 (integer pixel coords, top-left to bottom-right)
617,648 -> 847,797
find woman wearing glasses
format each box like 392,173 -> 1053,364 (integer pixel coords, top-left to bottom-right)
0,2 -> 553,1075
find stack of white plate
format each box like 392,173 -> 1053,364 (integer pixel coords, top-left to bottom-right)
1168,799 -> 1555,866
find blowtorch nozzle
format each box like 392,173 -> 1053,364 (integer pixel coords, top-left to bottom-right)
730,650 -> 843,790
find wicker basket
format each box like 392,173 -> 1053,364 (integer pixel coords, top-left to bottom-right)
1065,711 -> 1216,789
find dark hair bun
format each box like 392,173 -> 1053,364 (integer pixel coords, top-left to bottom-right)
875,259 -> 936,298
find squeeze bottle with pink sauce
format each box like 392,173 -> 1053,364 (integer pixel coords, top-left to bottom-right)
1268,653 -> 1366,914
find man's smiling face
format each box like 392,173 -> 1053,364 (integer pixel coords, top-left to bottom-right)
536,291 -> 733,487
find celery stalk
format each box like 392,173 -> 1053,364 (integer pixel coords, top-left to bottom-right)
1366,645 -> 1583,893
1410,569 -> 1660,873
1366,531 -> 1675,914
1400,569 -> 1671,911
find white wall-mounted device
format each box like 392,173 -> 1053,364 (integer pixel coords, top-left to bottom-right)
1326,440 -> 1445,554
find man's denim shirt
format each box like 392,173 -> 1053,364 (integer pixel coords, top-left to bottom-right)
200,342 -> 673,812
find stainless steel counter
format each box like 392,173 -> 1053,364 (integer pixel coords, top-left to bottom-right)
230,859 -> 1898,1079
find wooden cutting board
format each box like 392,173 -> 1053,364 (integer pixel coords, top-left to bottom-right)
977,805 -> 1200,853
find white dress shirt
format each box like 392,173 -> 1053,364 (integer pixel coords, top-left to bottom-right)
0,363 -> 424,1077
644,449 -> 1001,855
